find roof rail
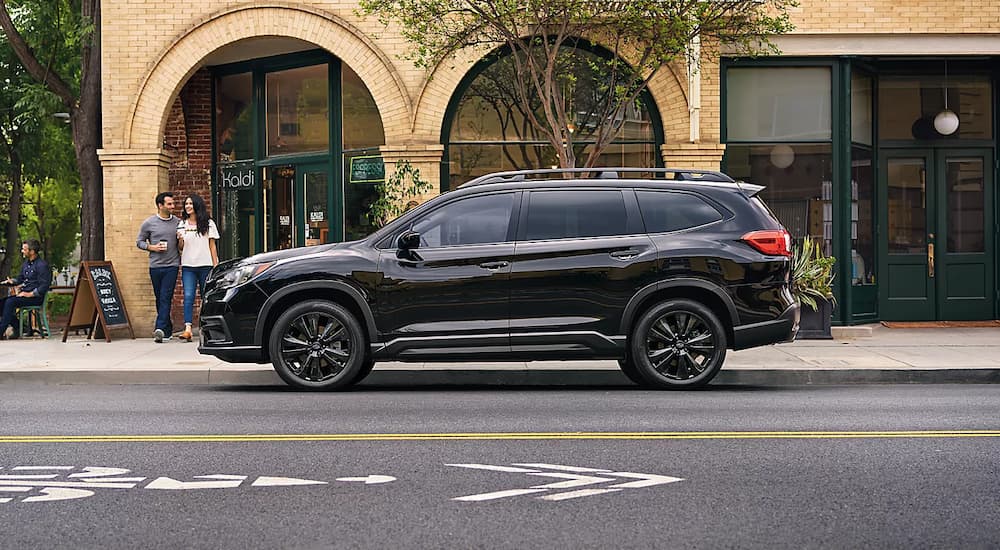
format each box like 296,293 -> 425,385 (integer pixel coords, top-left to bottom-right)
459,167 -> 735,188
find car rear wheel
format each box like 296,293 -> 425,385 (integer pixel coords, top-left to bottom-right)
268,301 -> 366,391
630,299 -> 727,388
617,356 -> 646,386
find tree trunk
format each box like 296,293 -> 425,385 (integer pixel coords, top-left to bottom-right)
1,148 -> 22,278
75,0 -> 103,261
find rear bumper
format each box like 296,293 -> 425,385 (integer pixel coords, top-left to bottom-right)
731,302 -> 799,350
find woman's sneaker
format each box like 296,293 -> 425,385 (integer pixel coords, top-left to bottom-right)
153,328 -> 164,343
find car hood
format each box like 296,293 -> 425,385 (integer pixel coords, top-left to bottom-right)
218,241 -> 358,271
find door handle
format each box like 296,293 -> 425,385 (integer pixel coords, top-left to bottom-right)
478,261 -> 509,270
609,249 -> 641,261
927,242 -> 935,278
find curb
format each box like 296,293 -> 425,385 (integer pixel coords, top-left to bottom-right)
1,368 -> 998,386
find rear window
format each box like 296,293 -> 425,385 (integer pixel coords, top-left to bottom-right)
524,190 -> 628,240
749,196 -> 784,229
636,191 -> 723,233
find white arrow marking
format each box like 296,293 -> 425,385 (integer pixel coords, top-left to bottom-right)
512,463 -> 612,473
252,476 -> 328,487
12,466 -> 74,471
527,473 -> 617,489
453,489 -> 548,502
144,475 -> 246,490
70,467 -> 136,479
538,488 -> 623,501
607,472 -> 684,489
334,475 -> 396,485
446,464 -> 540,473
0,487 -> 31,503
22,488 -> 94,503
0,480 -> 137,489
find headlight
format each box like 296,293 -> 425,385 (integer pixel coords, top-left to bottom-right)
217,262 -> 275,289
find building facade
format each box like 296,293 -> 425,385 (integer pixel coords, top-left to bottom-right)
100,1 -> 1000,330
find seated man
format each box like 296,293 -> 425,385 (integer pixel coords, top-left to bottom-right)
0,239 -> 51,339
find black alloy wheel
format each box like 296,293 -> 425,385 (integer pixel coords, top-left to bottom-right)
630,299 -> 727,388
268,301 -> 366,390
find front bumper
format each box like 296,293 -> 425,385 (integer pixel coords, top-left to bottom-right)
196,282 -> 269,364
731,302 -> 799,351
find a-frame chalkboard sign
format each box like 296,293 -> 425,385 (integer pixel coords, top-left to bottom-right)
62,261 -> 135,342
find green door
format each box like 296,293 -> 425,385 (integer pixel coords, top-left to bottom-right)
880,149 -> 994,320
263,162 -> 333,250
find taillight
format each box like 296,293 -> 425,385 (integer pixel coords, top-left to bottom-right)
741,229 -> 792,257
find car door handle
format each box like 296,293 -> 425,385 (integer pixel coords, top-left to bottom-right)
609,249 -> 641,261
478,261 -> 509,270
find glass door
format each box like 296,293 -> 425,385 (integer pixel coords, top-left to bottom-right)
879,149 -> 994,320
264,165 -> 297,250
301,163 -> 330,246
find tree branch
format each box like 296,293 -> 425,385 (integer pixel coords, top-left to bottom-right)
0,0 -> 77,107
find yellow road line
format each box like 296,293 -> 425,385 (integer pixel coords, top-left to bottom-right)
0,431 -> 999,443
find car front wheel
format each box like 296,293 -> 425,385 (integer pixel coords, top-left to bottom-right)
630,299 -> 727,388
268,301 -> 366,391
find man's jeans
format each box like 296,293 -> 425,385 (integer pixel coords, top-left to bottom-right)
0,295 -> 44,336
149,266 -> 178,334
182,266 -> 212,325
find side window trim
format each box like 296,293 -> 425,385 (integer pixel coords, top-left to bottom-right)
516,188 -> 640,242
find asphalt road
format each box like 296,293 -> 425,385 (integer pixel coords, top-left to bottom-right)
2,384 -> 999,549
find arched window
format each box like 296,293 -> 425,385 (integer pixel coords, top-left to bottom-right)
442,43 -> 664,191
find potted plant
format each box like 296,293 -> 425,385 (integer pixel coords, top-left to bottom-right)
791,236 -> 836,339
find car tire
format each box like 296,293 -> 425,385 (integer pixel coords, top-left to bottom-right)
350,358 -> 377,385
268,301 -> 367,391
617,356 -> 647,386
630,299 -> 727,389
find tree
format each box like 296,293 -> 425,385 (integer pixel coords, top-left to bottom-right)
360,0 -> 795,168
0,0 -> 102,260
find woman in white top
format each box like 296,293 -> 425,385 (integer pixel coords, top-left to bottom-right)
176,193 -> 220,341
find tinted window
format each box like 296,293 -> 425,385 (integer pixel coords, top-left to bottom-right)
636,191 -> 723,233
411,193 -> 514,247
524,190 -> 628,240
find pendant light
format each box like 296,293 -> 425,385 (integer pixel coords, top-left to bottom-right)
934,59 -> 960,136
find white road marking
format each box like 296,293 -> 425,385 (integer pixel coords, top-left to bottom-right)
607,472 -> 684,488
453,489 -> 548,502
144,475 -> 246,490
11,466 -> 74,471
512,463 -> 612,473
527,473 -> 617,489
253,476 -> 329,487
70,467 -> 133,478
0,475 -> 60,480
23,488 -> 95,503
0,480 -> 138,489
446,464 -> 540,473
538,488 -> 623,501
0,486 -> 32,503
334,475 -> 396,485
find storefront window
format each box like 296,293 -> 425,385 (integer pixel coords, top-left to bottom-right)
851,74 -> 873,146
851,147 -> 875,285
725,143 -> 833,255
878,75 -> 992,140
726,67 -> 831,142
445,46 -> 659,190
216,72 -> 253,162
265,64 -> 329,156
343,65 -> 385,151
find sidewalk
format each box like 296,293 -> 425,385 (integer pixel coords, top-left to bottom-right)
1,325 -> 998,386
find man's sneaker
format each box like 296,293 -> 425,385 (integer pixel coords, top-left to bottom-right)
153,328 -> 164,343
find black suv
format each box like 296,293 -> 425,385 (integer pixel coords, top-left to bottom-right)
198,168 -> 798,390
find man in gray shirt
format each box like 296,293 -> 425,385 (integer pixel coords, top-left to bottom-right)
136,191 -> 180,342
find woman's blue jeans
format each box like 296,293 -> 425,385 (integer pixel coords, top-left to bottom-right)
182,266 -> 212,325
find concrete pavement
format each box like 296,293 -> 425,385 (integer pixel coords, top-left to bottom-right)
1,325 -> 998,386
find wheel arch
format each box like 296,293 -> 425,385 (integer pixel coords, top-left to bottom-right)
254,280 -> 378,356
621,279 -> 738,346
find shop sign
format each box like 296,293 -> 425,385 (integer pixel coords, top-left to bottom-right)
219,160 -> 256,189
350,156 -> 385,184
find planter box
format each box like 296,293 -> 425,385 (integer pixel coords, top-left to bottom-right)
797,299 -> 833,340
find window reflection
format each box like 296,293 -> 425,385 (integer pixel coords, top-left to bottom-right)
878,75 -> 992,140
265,65 -> 329,156
946,158 -> 984,253
886,158 -> 926,254
216,73 -> 253,162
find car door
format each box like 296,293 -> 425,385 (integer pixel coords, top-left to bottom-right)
508,187 -> 657,356
375,191 -> 520,358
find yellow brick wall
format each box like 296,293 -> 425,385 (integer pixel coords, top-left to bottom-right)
101,1 -> 1000,328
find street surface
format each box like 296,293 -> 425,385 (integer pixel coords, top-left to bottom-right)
2,384 -> 999,549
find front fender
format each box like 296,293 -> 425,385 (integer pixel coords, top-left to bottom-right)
253,279 -> 379,346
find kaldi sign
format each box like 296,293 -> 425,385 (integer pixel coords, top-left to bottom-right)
219,160 -> 256,189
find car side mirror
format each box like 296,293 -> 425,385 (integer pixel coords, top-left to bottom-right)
396,231 -> 421,260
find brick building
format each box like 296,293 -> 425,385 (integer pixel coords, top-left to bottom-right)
100,1 -> 1000,331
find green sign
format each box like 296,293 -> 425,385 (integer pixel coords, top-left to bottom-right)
350,155 -> 385,184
